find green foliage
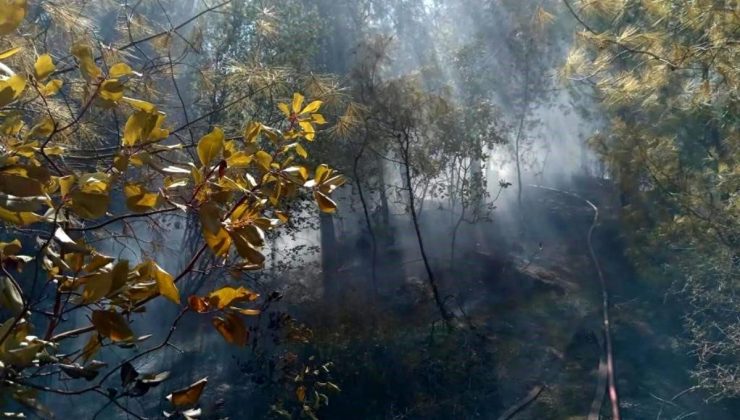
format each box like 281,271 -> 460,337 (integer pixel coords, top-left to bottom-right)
565,0 -> 739,399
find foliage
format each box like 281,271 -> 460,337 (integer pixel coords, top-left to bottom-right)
564,0 -> 739,399
0,2 -> 343,417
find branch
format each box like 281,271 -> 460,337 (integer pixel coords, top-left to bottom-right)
68,207 -> 180,232
562,0 -> 678,69
50,1 -> 232,77
117,1 -> 232,51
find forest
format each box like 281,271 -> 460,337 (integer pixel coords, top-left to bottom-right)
0,0 -> 737,418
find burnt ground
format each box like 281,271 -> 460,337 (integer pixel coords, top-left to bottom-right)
120,179 -> 740,419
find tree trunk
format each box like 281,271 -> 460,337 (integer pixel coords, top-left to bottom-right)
354,143 -> 378,296
320,213 -> 339,299
377,162 -> 392,243
400,133 -> 452,322
514,42 -> 531,213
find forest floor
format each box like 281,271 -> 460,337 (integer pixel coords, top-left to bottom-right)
181,181 -> 740,419
458,187 -> 740,420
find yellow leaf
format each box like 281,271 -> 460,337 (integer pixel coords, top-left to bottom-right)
244,121 -> 261,143
311,113 -> 327,125
109,63 -> 133,78
123,110 -> 158,146
0,173 -> 44,197
110,259 -> 129,294
197,127 -> 224,166
151,262 -> 180,304
71,42 -> 102,81
0,0 -> 26,35
0,111 -> 23,135
207,286 -> 258,309
200,202 -> 230,255
0,275 -> 23,315
295,144 -> 308,159
0,74 -> 26,108
148,112 -> 169,141
314,164 -> 330,184
291,93 -> 305,114
0,239 -> 21,255
275,211 -> 289,223
129,152 -> 149,167
91,310 -> 134,342
41,79 -> 63,96
323,174 -> 346,191
167,378 -> 207,407
43,145 -> 64,156
226,151 -> 252,168
314,191 -> 337,213
254,151 -> 273,171
122,97 -> 156,113
34,54 -> 55,80
282,166 -> 308,185
2,165 -> 50,182
204,226 -> 231,257
57,175 -> 76,197
99,79 -> 124,103
78,172 -> 110,194
230,229 -> 265,265
124,183 -> 160,213
278,102 -> 290,117
0,46 -> 21,60
69,191 -> 109,219
26,117 -> 55,139
53,226 -> 90,254
164,177 -> 189,189
113,154 -> 129,172
242,224 -> 265,246
299,121 -> 316,141
212,313 -> 248,346
199,201 -> 222,234
267,182 -> 282,206
261,126 -> 279,143
0,206 -> 42,226
83,254 -> 113,273
301,100 -> 322,115
81,272 -> 112,303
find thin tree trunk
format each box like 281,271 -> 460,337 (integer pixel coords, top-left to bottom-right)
400,132 -> 452,322
353,141 -> 378,296
378,163 -> 391,241
320,213 -> 338,299
514,44 -> 531,211
450,206 -> 465,266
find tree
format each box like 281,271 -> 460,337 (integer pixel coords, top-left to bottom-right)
564,0 -> 739,400
0,2 -> 343,417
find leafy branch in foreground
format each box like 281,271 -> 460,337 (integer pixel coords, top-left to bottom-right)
0,2 -> 344,417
